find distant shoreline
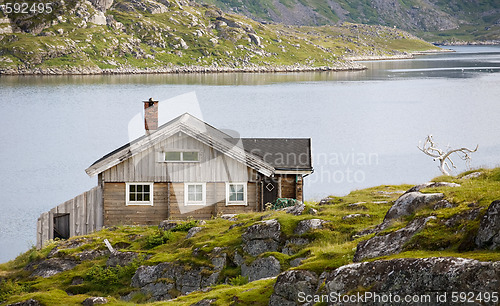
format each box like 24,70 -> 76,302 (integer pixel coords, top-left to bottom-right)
433,40 -> 500,46
0,49 -> 456,75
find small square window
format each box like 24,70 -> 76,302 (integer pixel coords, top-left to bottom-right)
185,183 -> 205,205
126,183 -> 153,206
226,183 -> 247,206
165,152 -> 181,161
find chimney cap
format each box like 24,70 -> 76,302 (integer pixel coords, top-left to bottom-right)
143,98 -> 158,107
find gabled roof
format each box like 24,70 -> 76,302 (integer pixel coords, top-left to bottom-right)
85,113 -> 313,178
241,138 -> 312,171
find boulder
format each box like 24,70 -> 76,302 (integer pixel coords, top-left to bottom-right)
248,33 -> 261,46
289,257 -> 306,267
30,258 -> 77,278
243,239 -> 279,256
131,262 -> 219,300
283,202 -> 305,216
76,249 -> 109,261
241,256 -> 281,282
462,172 -> 483,180
294,219 -> 327,235
190,299 -> 216,306
322,257 -> 500,304
384,192 -> 444,222
342,214 -> 370,220
106,251 -> 138,267
475,200 -> 500,250
89,11 -> 107,25
308,208 -> 318,215
82,297 -> 108,305
354,217 -> 434,262
89,0 -> 114,11
242,219 -> 281,256
269,270 -> 318,306
6,299 -> 41,306
159,220 -> 178,231
281,238 -> 309,256
405,181 -> 460,193
185,227 -> 203,239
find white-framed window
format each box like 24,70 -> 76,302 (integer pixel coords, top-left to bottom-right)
226,182 -> 247,206
164,151 -> 199,162
184,183 -> 206,206
126,182 -> 153,206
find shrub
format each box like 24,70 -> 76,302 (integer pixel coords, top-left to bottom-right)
228,275 -> 248,286
171,220 -> 198,232
0,280 -> 30,302
144,229 -> 173,249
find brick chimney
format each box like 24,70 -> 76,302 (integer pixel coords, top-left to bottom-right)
143,98 -> 158,133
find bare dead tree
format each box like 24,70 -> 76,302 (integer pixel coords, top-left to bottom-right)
417,135 -> 478,176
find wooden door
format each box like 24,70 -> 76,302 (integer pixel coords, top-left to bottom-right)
53,213 -> 70,240
263,177 -> 278,206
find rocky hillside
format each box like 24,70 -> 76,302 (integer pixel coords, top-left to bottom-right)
1,168 -> 500,305
0,0 -> 440,75
197,0 -> 500,43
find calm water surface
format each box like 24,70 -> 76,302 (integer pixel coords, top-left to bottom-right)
1,45 -> 500,262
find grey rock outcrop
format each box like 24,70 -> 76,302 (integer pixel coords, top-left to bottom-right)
283,202 -> 305,215
159,220 -> 178,231
106,251 -> 138,267
294,219 -> 327,235
186,227 -> 203,239
281,238 -> 309,256
354,217 -> 434,262
462,172 -> 483,180
475,200 -> 500,250
30,258 -> 78,278
89,0 -> 114,12
321,257 -> 500,305
82,297 -> 108,305
241,256 -> 281,282
405,181 -> 460,193
6,299 -> 41,306
384,192 -> 444,222
269,270 -> 318,306
131,261 -> 221,301
242,219 -> 281,256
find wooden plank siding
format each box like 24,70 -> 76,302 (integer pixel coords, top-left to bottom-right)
101,132 -> 257,183
103,182 -> 168,226
37,186 -> 104,249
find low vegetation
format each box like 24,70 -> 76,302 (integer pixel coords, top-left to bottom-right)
0,0 -> 441,74
1,167 -> 499,305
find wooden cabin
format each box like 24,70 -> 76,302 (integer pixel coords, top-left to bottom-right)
36,99 -> 313,248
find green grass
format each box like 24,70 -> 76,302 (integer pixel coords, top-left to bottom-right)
1,167 -> 499,305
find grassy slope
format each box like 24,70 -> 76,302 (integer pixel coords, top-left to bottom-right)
0,0 -> 439,72
1,168 -> 499,305
199,0 -> 500,42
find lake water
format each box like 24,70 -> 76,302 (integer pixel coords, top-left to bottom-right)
1,45 -> 500,263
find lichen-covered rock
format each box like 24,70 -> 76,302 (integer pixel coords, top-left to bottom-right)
30,258 -> 78,278
353,217 -> 434,262
384,192 -> 444,222
242,219 -> 281,256
294,219 -> 327,235
462,172 -> 483,180
475,200 -> 500,250
186,227 -> 203,239
159,220 -> 178,231
321,257 -> 500,305
243,219 -> 281,241
6,299 -> 41,306
106,251 -> 138,267
405,181 -> 460,193
283,202 -> 305,215
269,270 -> 318,306
243,239 -> 279,256
131,262 -> 220,301
281,238 -> 309,256
82,297 -> 108,305
241,256 -> 281,282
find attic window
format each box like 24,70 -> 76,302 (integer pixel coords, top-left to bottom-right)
126,183 -> 153,206
164,151 -> 199,162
